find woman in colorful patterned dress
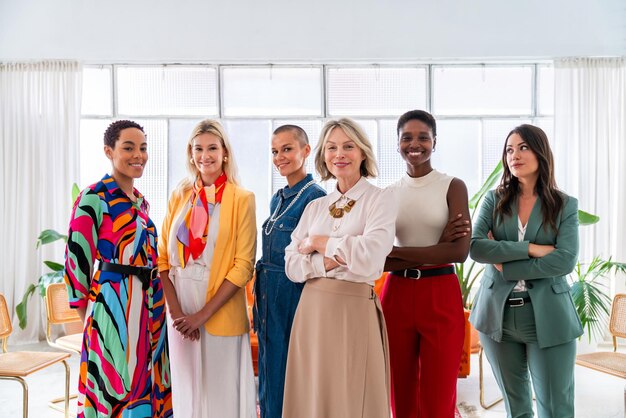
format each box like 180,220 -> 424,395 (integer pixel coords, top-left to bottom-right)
158,119 -> 257,418
64,120 -> 173,418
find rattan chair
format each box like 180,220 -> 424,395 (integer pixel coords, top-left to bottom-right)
45,282 -> 82,415
0,293 -> 70,418
576,293 -> 626,377
44,283 -> 82,355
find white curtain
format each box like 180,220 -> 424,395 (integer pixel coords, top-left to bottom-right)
0,61 -> 82,343
554,58 -> 626,284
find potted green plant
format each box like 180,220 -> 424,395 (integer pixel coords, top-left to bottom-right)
456,161 -> 504,310
16,184 -> 80,329
570,256 -> 626,342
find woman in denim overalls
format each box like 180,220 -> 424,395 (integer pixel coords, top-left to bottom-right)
254,125 -> 326,418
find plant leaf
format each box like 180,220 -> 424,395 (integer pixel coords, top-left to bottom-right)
16,284 -> 37,329
570,273 -> 612,342
44,261 -> 64,271
36,229 -> 67,248
578,210 -> 600,226
469,161 -> 503,210
38,272 -> 65,296
71,182 -> 80,203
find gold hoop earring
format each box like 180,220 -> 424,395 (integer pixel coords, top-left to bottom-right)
190,158 -> 194,164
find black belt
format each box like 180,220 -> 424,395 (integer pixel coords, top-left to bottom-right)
506,296 -> 531,307
390,265 -> 455,280
98,262 -> 157,291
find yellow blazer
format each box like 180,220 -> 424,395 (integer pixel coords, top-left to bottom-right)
158,182 -> 257,336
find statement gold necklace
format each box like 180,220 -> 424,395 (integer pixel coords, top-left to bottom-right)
328,197 -> 357,218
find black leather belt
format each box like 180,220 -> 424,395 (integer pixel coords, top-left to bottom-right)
98,262 -> 157,291
390,265 -> 455,280
507,296 -> 531,307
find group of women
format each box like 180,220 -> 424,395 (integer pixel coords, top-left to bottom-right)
64,109 -> 582,418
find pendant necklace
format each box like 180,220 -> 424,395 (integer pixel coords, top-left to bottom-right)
264,180 -> 316,235
328,196 -> 357,218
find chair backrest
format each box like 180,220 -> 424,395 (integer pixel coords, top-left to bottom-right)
45,283 -> 81,325
0,293 -> 13,352
609,294 -> 626,340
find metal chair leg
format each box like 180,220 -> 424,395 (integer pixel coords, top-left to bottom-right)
47,360 -> 72,417
1,376 -> 29,418
479,346 -> 504,409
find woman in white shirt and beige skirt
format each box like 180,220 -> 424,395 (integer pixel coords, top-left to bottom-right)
282,118 -> 397,418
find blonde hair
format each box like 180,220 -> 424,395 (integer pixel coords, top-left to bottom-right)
177,119 -> 240,192
314,118 -> 378,181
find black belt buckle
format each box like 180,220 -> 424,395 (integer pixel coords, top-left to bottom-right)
390,266 -> 455,280
407,268 -> 421,279
99,262 -> 155,291
136,268 -> 158,291
508,297 -> 525,307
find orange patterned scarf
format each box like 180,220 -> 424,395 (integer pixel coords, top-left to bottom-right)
176,173 -> 227,267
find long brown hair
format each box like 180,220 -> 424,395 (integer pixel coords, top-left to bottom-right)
495,124 -> 563,232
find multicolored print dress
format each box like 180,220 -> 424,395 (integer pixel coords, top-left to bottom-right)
64,175 -> 173,418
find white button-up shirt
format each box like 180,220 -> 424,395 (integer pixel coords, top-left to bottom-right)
285,177 -> 397,285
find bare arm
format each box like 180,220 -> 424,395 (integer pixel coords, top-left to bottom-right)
160,270 -> 183,319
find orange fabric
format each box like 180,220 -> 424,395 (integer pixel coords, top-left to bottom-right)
458,309 -> 471,378
374,272 -> 388,296
246,278 -> 258,376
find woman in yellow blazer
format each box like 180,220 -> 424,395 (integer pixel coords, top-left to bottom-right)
469,124 -> 582,418
157,119 -> 257,418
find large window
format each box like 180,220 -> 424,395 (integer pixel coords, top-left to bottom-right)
80,63 -> 554,230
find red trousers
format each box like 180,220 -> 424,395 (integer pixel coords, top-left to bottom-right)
380,268 -> 465,418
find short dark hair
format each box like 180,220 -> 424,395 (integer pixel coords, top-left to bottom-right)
273,124 -> 309,145
396,110 -> 437,137
103,120 -> 145,148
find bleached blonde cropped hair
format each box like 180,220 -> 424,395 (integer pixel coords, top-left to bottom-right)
314,118 -> 378,181
181,119 -> 240,190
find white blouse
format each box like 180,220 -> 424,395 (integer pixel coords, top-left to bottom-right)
512,216 -> 528,292
285,177 -> 397,286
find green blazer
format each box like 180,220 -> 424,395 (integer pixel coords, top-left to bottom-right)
468,190 -> 583,348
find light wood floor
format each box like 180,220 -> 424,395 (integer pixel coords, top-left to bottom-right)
1,342 -> 624,417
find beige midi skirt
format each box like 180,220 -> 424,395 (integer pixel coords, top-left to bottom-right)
282,278 -> 391,418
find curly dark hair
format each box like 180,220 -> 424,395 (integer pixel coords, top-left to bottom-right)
396,110 -> 437,137
495,124 -> 564,232
103,120 -> 145,148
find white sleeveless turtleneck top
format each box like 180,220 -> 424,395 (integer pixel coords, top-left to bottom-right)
389,169 -> 453,248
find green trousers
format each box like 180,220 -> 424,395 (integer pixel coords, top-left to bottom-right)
480,293 -> 577,418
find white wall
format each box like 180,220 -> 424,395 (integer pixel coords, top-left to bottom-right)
1,0 -> 624,62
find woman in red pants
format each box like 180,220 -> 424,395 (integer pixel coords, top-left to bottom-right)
381,109 -> 470,418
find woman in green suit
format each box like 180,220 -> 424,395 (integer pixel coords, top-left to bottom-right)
469,124 -> 582,418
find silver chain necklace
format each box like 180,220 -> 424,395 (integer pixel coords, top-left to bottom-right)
263,180 -> 316,236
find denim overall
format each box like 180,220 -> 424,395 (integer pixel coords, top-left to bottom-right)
254,174 -> 325,418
